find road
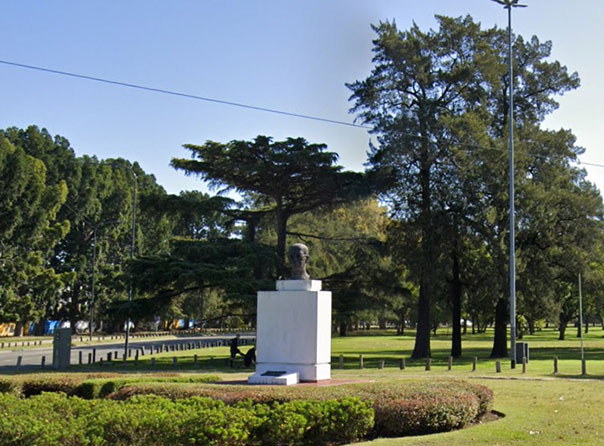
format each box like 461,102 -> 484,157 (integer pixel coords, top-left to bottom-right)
0,334 -> 256,371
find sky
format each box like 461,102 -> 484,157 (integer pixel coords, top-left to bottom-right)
1,0 -> 603,195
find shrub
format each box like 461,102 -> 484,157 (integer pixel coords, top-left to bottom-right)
0,392 -> 101,446
0,392 -> 373,446
268,397 -> 374,445
20,377 -> 83,397
74,381 -> 103,399
0,378 -> 19,394
257,401 -> 308,445
111,378 -> 492,438
73,375 -> 222,399
372,391 -> 479,436
4,375 -> 492,441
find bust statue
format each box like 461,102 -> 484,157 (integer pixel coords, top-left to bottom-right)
288,243 -> 310,280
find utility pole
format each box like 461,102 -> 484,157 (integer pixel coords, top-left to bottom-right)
123,168 -> 137,359
579,273 -> 586,375
491,0 -> 527,369
89,228 -> 96,341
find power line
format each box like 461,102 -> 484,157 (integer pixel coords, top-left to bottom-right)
0,59 -> 371,130
577,160 -> 604,169
3,59 -> 604,170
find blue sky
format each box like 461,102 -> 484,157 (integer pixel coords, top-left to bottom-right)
1,1 -> 603,194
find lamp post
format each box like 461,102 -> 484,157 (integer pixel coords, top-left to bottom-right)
63,161 -> 138,347
89,227 -> 96,341
88,218 -> 120,341
123,167 -> 137,359
491,0 -> 526,369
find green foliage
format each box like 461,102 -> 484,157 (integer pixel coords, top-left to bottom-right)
172,135 -> 368,262
0,378 -> 19,394
20,377 -> 83,397
109,379 -> 490,438
1,125 -> 174,332
0,392 -> 373,446
4,374 -> 222,400
0,133 -> 69,326
129,238 -> 277,323
77,375 -> 222,399
347,14 -> 599,360
258,198 -> 411,336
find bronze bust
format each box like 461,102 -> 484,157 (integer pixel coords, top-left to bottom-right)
288,243 -> 310,280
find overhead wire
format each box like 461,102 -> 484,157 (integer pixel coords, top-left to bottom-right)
2,58 -> 604,170
0,59 -> 371,130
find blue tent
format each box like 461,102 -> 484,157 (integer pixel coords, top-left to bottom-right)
44,321 -> 60,335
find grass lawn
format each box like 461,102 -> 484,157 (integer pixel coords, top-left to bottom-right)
334,328 -> 604,444
355,377 -> 604,445
5,326 -> 604,445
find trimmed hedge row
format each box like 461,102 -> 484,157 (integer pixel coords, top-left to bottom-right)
110,379 -> 493,437
0,375 -> 494,439
0,392 -> 373,446
0,374 -> 222,399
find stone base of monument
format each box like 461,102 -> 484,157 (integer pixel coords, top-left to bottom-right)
248,279 -> 332,385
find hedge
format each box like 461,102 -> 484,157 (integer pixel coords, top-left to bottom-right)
0,375 -> 494,440
110,379 -> 493,437
0,392 -> 373,446
0,374 -> 222,399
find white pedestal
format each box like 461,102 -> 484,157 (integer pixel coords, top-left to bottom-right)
247,372 -> 299,385
248,280 -> 332,383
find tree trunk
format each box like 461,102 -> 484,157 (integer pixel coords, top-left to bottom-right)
450,249 -> 462,358
412,281 -> 431,358
276,210 -> 289,267
398,313 -> 405,335
411,160 -> 432,359
490,297 -> 508,358
246,220 -> 257,243
34,322 -> 45,336
558,314 -> 568,341
528,318 -> 535,335
339,320 -> 348,337
14,321 -> 24,337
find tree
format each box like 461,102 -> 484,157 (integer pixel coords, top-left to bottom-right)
266,198 -> 408,336
350,15 -> 584,359
348,16 -> 493,358
3,126 -> 172,333
0,135 -> 68,334
171,136 -> 367,264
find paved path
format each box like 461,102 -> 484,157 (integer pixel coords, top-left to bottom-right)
0,334 -> 255,371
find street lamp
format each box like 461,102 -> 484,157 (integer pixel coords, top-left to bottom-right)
90,226 -> 97,341
491,0 -> 527,369
62,161 -> 138,349
88,218 -> 121,341
123,167 -> 137,360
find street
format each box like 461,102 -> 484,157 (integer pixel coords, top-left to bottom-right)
0,334 -> 255,370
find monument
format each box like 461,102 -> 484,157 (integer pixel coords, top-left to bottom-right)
248,244 -> 332,385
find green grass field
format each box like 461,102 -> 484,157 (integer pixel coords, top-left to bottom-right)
6,327 -> 604,445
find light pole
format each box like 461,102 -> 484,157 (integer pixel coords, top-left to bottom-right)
88,218 -> 121,341
123,167 -> 137,359
491,0 -> 526,369
90,227 -> 97,341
